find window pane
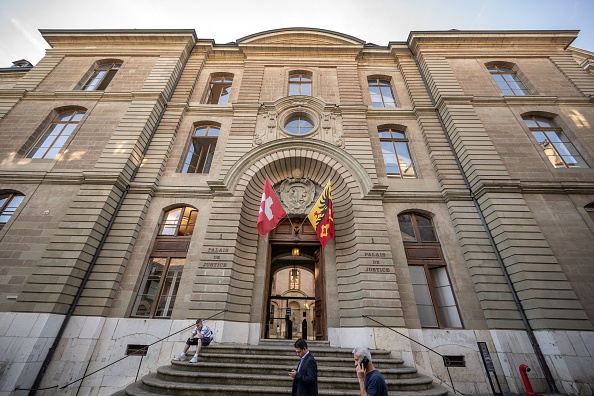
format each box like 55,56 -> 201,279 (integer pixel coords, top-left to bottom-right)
380,87 -> 396,107
409,266 -> 438,327
132,258 -> 166,317
391,130 -> 405,139
71,112 -> 84,122
395,142 -> 415,177
534,117 -> 554,128
155,258 -> 185,317
218,87 -> 230,104
523,118 -> 538,128
194,126 -> 208,136
419,226 -> 438,242
429,267 -> 462,328
160,208 -> 182,235
301,84 -> 311,96
398,214 -> 416,242
378,130 -> 392,139
208,127 -> 220,137
289,84 -> 300,96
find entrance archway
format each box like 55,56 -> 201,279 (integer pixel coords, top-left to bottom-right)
263,219 -> 326,340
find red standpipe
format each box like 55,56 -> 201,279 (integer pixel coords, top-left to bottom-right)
519,364 -> 537,396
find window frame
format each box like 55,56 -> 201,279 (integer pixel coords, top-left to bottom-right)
81,61 -> 122,91
206,74 -> 233,105
131,206 -> 197,319
487,63 -> 530,96
368,77 -> 397,108
288,71 -> 312,96
398,212 -> 463,329
180,124 -> 220,174
0,192 -> 25,229
378,127 -> 417,178
522,114 -> 589,169
25,109 -> 86,159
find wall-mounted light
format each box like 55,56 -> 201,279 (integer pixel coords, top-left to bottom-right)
292,247 -> 300,257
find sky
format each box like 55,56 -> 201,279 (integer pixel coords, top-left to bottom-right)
1,0 -> 593,68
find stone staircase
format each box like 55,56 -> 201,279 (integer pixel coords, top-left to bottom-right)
114,339 -> 449,395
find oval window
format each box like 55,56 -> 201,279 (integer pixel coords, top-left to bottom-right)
284,115 -> 314,135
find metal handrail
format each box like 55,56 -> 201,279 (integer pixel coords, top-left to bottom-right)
15,309 -> 226,392
363,315 -> 467,396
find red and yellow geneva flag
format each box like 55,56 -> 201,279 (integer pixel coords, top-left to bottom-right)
307,181 -> 334,247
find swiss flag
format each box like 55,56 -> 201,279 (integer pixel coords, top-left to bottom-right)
257,178 -> 287,237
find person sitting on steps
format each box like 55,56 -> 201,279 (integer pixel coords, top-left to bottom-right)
174,319 -> 213,363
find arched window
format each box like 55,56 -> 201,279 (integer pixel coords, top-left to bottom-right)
0,192 -> 25,229
131,206 -> 197,318
379,127 -> 416,178
398,212 -> 462,329
206,74 -> 233,104
26,109 -> 85,159
523,115 -> 588,168
181,124 -> 220,173
82,61 -> 122,91
289,72 -> 312,96
487,64 -> 530,96
368,77 -> 396,108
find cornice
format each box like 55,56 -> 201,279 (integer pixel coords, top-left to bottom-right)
471,95 -> 593,107
0,89 -> 27,99
366,108 -> 417,119
19,90 -> 164,103
519,180 -> 594,194
40,29 -> 197,48
381,190 -> 445,203
407,30 -> 579,56
152,184 -> 215,198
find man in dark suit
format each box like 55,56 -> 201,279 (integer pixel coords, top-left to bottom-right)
289,338 -> 318,396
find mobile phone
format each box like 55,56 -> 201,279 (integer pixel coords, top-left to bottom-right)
360,357 -> 369,369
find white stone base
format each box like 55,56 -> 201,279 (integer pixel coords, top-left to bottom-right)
1,314 -> 592,396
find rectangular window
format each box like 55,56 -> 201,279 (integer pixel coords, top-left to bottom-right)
207,76 -> 233,104
132,257 -> 185,318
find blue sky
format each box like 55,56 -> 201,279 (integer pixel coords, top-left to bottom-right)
1,0 -> 593,67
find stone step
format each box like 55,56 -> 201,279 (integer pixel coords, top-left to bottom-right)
166,361 -> 418,378
156,366 -> 435,390
198,343 -> 391,358
126,373 -> 448,396
117,343 -> 448,396
174,352 -> 404,367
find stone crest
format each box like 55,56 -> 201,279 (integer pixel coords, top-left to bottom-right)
278,169 -> 317,215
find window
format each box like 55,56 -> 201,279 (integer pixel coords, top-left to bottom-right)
379,127 -> 416,178
206,75 -> 233,104
289,72 -> 312,96
82,62 -> 121,91
290,269 -> 300,290
487,64 -> 530,96
159,206 -> 198,236
0,192 -> 25,229
368,78 -> 396,108
284,115 -> 314,135
398,212 -> 462,329
181,124 -> 219,173
523,115 -> 588,168
585,203 -> 594,222
131,206 -> 197,318
26,110 -> 85,159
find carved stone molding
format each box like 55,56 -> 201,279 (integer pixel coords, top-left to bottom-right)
277,171 -> 318,215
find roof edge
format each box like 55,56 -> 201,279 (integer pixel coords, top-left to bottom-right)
236,27 -> 365,44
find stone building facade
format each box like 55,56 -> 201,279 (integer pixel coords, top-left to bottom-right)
0,28 -> 593,395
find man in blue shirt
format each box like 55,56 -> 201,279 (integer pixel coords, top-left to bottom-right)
353,346 -> 388,396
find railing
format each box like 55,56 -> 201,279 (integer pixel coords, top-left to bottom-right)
15,309 -> 226,393
363,315 -> 467,396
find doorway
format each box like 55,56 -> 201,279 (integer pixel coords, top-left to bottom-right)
263,219 -> 326,340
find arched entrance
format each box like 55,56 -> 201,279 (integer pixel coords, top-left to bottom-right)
263,219 -> 326,340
